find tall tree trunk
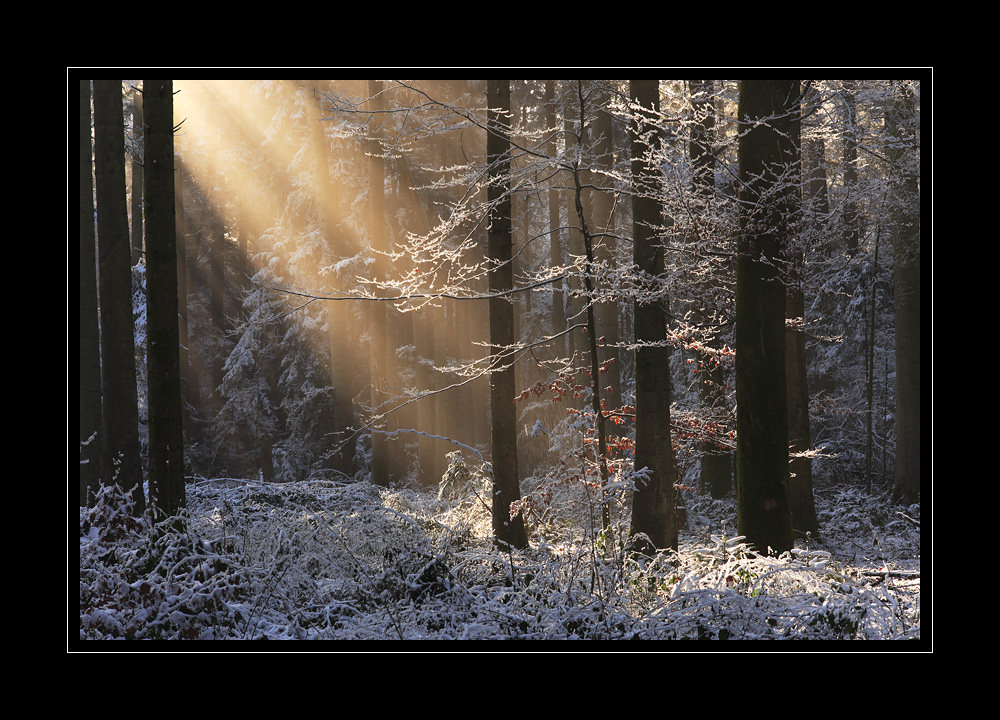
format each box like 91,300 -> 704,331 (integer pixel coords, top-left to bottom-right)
80,80 -> 103,507
787,87 -> 821,537
305,81 -> 357,478
93,79 -> 145,514
367,80 -> 392,486
628,79 -> 678,553
886,81 -> 920,505
590,86 -> 622,410
177,158 -> 204,423
174,158 -> 192,442
544,80 -> 567,361
388,155 -> 420,483
130,86 -> 144,265
563,86 -> 586,363
144,80 -> 186,518
735,79 -> 797,556
864,230 -> 880,491
841,81 -> 861,259
487,79 -> 528,550
570,80 -> 613,533
206,146 -> 228,420
688,79 -> 732,499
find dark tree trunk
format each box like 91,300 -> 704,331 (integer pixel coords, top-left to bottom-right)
93,79 -> 145,514
886,82 -> 921,505
628,79 -> 678,553
130,87 -> 144,265
367,80 -> 392,486
144,80 -> 186,518
688,79 -> 732,499
788,87 -> 820,537
544,80 -> 567,361
174,160 -> 192,440
570,81 -> 613,533
80,80 -> 103,507
590,87 -> 622,411
735,79 -> 797,556
487,79 -> 528,550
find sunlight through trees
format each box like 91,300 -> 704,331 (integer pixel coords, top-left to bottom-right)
79,77 -> 922,561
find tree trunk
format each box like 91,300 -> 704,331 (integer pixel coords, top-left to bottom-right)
590,87 -> 622,411
571,89 -> 614,533
628,79 -> 678,553
563,87 -> 586,363
544,80 -> 567,361
688,79 -> 732,499
886,82 -> 920,505
144,80 -> 186,518
174,160 -> 193,441
841,81 -> 861,259
788,88 -> 821,537
93,79 -> 145,514
80,80 -> 103,507
305,81 -> 357,478
367,80 -> 392,486
487,79 -> 529,550
735,79 -> 797,556
130,86 -> 144,265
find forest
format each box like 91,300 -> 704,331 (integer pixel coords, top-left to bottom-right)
77,77 -> 924,643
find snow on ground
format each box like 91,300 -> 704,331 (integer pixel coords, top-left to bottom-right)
79,472 -> 921,642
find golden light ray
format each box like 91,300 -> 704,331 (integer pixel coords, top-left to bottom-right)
172,79 -> 486,484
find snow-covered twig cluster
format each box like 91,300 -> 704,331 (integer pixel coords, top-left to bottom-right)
79,473 -> 919,641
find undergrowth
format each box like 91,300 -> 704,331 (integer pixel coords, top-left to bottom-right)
78,466 -> 921,641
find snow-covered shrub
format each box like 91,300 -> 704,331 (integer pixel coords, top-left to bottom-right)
437,451 -> 486,502
79,475 -> 918,640
80,484 -> 249,640
614,531 -> 916,640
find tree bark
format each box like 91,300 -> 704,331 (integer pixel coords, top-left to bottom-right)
93,79 -> 145,514
735,79 -> 797,556
590,85 -> 622,410
688,79 -> 732,499
80,80 -> 103,507
886,82 -> 920,505
144,80 -> 186,518
487,79 -> 528,550
367,80 -> 392,486
788,86 -> 820,537
841,81 -> 861,259
570,81 -> 613,533
544,81 -> 567,361
628,79 -> 678,553
304,81 -> 357,478
130,86 -> 144,265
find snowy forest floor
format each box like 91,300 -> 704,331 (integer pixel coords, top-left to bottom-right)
78,466 -> 921,643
